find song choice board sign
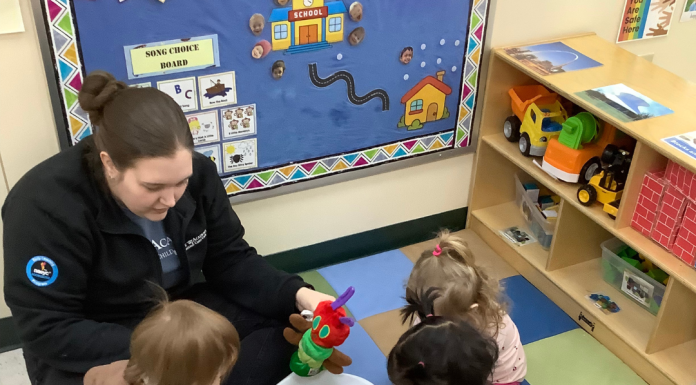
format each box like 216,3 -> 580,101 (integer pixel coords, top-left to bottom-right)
125,35 -> 220,79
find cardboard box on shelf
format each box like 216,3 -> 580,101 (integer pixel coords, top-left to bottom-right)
672,202 -> 696,266
651,186 -> 688,250
632,170 -> 667,237
665,160 -> 696,202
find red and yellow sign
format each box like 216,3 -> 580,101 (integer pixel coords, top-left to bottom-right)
289,6 -> 328,22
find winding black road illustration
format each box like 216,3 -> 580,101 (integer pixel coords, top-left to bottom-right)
309,63 -> 389,111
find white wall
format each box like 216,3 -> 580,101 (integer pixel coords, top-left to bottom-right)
485,0 -> 696,82
0,0 -> 60,318
0,155 -> 9,317
235,155 -> 473,255
1,0 -> 695,316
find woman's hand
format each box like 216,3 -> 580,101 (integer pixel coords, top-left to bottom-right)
83,360 -> 129,385
295,287 -> 335,312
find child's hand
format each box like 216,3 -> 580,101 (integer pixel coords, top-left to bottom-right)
295,287 -> 335,312
83,360 -> 129,385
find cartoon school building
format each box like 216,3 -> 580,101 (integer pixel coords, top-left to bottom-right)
401,71 -> 453,126
269,0 -> 347,54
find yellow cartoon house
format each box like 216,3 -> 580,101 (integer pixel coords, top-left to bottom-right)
400,71 -> 453,129
269,0 -> 347,54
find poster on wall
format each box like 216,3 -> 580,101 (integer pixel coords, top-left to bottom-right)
0,0 -> 24,35
617,0 -> 676,42
681,0 -> 696,22
39,0 -> 491,196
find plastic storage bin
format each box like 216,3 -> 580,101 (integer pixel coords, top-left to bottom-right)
600,238 -> 665,315
514,174 -> 555,249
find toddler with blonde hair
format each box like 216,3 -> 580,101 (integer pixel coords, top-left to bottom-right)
406,231 -> 526,385
124,299 -> 240,385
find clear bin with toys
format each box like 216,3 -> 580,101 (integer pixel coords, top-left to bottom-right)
600,238 -> 668,315
514,174 -> 559,249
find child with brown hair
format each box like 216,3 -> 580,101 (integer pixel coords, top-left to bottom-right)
388,288 -> 498,385
406,231 -> 526,385
124,299 -> 240,385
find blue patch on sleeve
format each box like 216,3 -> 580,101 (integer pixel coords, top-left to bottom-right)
26,256 -> 58,287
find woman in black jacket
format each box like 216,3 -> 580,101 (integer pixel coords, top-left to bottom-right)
2,71 -> 332,385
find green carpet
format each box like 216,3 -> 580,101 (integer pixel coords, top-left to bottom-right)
525,329 -> 647,385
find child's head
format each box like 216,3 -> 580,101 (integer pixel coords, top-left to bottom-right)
125,299 -> 240,385
400,47 -> 413,64
388,288 -> 498,385
406,231 -> 506,332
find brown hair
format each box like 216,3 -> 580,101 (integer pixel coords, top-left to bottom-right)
406,231 -> 506,335
78,71 -> 193,174
124,299 -> 240,385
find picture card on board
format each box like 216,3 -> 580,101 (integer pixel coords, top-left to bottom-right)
195,144 -> 222,174
199,72 -> 237,109
221,104 -> 257,139
157,77 -> 198,112
223,139 -> 257,173
186,110 -> 220,145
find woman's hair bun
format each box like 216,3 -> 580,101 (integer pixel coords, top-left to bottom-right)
78,70 -> 128,124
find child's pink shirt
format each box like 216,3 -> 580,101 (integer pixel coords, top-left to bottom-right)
491,314 -> 526,384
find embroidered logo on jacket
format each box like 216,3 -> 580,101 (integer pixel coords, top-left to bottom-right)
185,230 -> 207,251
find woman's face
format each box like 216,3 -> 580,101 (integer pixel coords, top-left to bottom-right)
104,148 -> 193,221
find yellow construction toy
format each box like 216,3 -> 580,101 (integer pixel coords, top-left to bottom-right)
576,145 -> 632,218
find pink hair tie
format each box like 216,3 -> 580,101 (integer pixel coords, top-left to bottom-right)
433,245 -> 442,256
418,361 -> 425,367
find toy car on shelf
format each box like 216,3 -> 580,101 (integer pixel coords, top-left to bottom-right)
576,145 -> 632,218
589,293 -> 620,313
504,85 -> 568,157
541,115 -> 635,184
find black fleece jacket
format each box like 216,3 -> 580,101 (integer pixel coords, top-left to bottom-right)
2,137 -> 307,374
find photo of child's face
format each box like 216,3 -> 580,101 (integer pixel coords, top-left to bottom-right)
276,0 -> 289,5
250,14 -> 265,36
252,45 -> 264,59
349,27 -> 365,46
349,2 -> 363,22
400,49 -> 413,64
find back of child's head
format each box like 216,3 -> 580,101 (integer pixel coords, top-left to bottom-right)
125,299 -> 240,385
388,288 -> 498,385
407,230 -> 506,332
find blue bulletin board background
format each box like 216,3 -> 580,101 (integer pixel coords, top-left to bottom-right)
39,0 -> 490,196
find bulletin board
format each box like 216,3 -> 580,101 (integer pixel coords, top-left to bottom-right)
37,0 -> 490,196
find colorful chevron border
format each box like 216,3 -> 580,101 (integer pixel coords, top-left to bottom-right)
40,0 -> 488,196
455,0 -> 489,148
223,131 -> 454,194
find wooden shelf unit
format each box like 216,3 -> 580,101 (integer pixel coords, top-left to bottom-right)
468,33 -> 696,384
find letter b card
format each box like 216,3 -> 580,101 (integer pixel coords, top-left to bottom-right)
157,77 -> 198,112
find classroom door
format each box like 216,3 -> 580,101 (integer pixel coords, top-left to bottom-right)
299,25 -> 318,45
427,103 -> 439,122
